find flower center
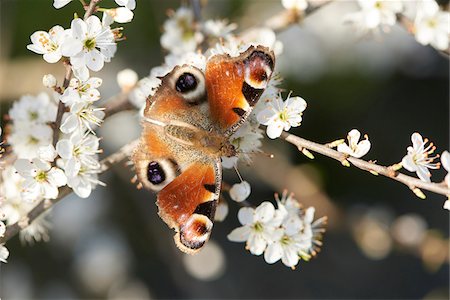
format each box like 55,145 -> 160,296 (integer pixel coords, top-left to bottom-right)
374,1 -> 383,9
278,110 -> 288,122
281,235 -> 291,246
253,222 -> 263,232
29,111 -> 39,121
35,171 -> 47,182
427,19 -> 437,28
84,38 -> 96,51
29,136 -> 39,144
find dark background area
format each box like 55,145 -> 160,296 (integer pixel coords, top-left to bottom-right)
0,0 -> 448,299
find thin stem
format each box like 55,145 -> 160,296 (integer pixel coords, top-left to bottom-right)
0,139 -> 139,244
52,60 -> 72,147
84,0 -> 101,19
279,132 -> 450,197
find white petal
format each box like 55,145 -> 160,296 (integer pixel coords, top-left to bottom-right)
254,202 -> 275,223
337,143 -> 353,156
353,140 -> 371,158
43,51 -> 62,63
47,168 -> 67,187
281,245 -> 300,268
38,144 -> 57,162
443,200 -> 450,211
85,49 -> 104,71
14,159 -> 34,175
248,233 -> 267,255
53,0 -> 72,9
214,201 -> 228,222
0,221 -> 6,238
416,166 -> 431,182
402,155 -> 417,172
71,18 -> 87,39
227,226 -> 251,242
266,121 -> 284,139
60,114 -> 79,134
0,245 -> 9,263
56,139 -> 73,159
42,182 -> 59,199
60,36 -> 83,57
237,207 -> 255,225
264,242 -> 283,264
347,129 -> 361,147
441,151 -> 450,172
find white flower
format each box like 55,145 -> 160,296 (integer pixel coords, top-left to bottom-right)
444,200 -> 450,211
0,220 -> 5,238
222,119 -> 264,169
37,144 -> 57,162
20,213 -> 51,244
282,0 -> 308,11
9,123 -> 53,159
56,132 -> 102,198
56,132 -> 101,176
53,0 -> 72,9
60,77 -> 102,106
0,244 -> 9,263
65,164 -> 102,198
402,133 -> 440,182
238,28 -> 283,56
160,7 -> 204,56
129,76 -> 161,108
42,74 -> 57,88
9,93 -> 57,124
115,0 -> 136,10
60,102 -> 105,134
117,68 -> 138,92
103,7 -> 134,26
228,202 -> 284,255
229,181 -> 251,203
337,129 -> 371,158
215,201 -> 229,222
202,19 -> 237,39
14,157 -> 67,201
62,16 -> 117,77
414,0 -> 450,51
27,25 -> 68,63
441,150 -> 450,187
345,0 -> 403,32
257,94 -> 307,139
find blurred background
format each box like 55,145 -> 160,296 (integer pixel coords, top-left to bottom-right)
0,0 -> 449,299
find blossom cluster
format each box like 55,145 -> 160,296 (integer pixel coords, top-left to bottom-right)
228,191 -> 327,269
345,0 -> 450,51
0,0 -> 133,263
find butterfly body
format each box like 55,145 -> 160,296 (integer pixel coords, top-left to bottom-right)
133,45 -> 275,254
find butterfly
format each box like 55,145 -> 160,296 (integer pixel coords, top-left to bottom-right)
132,45 -> 275,254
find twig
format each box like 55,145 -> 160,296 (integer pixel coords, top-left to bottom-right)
0,139 -> 139,244
84,0 -> 100,19
52,60 -> 72,147
103,92 -> 134,118
280,132 -> 450,197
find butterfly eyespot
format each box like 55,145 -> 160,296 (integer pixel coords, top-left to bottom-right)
170,65 -> 206,104
135,158 -> 179,192
176,73 -> 198,93
147,161 -> 165,185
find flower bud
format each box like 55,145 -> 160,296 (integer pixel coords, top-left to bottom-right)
42,74 -> 57,88
117,68 -> 138,92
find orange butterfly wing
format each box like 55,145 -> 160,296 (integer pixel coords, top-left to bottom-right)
205,45 -> 275,134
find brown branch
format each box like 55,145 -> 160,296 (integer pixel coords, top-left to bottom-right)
84,0 -> 101,19
103,92 -> 134,118
52,60 -> 72,147
280,132 -> 450,197
0,139 -> 139,244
